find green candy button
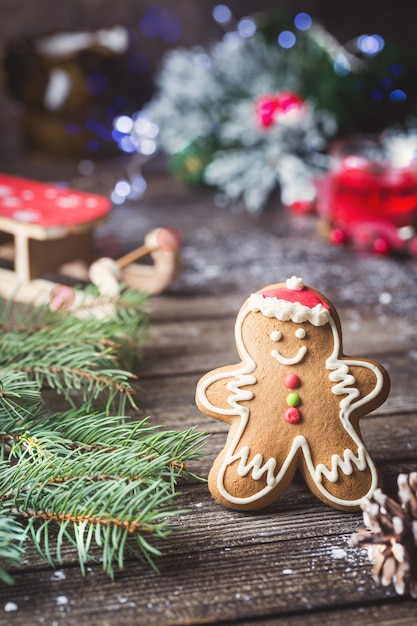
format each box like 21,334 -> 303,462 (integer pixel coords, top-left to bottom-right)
287,392 -> 300,407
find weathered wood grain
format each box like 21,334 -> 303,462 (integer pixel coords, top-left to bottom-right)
1,464 -> 415,626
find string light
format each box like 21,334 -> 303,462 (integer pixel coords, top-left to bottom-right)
237,18 -> 256,38
212,5 -> 232,25
294,13 -> 312,31
277,31 -> 296,49
389,89 -> 407,102
390,63 -> 403,77
356,34 -> 385,56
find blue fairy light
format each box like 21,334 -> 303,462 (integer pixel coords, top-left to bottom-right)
356,34 -> 384,56
380,76 -> 393,89
118,135 -> 136,153
112,111 -> 159,156
277,31 -> 296,49
114,180 -> 131,198
86,119 -> 112,142
213,5 -> 232,24
389,89 -> 407,102
130,175 -> 147,197
294,13 -> 312,31
371,88 -> 384,102
237,18 -> 256,38
114,115 -> 134,134
390,63 -> 403,77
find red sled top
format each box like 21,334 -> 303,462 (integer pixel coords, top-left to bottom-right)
0,173 -> 111,228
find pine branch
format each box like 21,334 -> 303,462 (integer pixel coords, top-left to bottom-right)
0,292 -> 208,580
0,376 -> 207,579
0,422 -> 206,577
1,460 -> 181,576
0,288 -> 150,412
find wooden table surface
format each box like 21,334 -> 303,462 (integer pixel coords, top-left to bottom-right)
1,142 -> 417,624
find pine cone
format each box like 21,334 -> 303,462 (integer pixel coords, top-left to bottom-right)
350,473 -> 417,598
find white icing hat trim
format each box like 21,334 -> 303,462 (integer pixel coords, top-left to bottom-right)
248,293 -> 330,326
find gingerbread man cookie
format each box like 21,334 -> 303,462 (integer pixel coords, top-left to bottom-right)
196,277 -> 390,512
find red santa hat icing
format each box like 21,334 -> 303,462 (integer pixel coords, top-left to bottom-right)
247,276 -> 331,326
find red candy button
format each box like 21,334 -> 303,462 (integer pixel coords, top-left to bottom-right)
284,407 -> 301,424
284,373 -> 300,389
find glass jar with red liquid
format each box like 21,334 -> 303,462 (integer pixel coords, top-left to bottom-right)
315,135 -> 417,254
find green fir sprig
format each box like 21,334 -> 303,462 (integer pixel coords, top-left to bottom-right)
0,288 -> 150,413
0,291 -> 208,581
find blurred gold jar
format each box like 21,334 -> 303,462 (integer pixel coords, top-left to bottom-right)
3,27 -> 147,158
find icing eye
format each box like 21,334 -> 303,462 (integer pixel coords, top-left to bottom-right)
270,330 -> 282,341
295,328 -> 306,339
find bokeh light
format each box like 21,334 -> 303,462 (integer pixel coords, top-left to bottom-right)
390,63 -> 403,77
114,115 -> 134,134
356,34 -> 385,56
294,13 -> 312,31
112,111 -> 159,156
277,31 -> 296,49
371,89 -> 384,102
380,76 -> 393,89
212,4 -> 232,24
114,180 -> 131,198
237,18 -> 256,38
389,89 -> 407,102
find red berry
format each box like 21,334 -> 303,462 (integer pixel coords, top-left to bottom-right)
329,227 -> 348,245
373,237 -> 390,255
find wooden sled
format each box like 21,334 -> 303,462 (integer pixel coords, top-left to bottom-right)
0,173 -> 180,312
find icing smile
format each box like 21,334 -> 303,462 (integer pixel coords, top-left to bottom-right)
271,346 -> 307,365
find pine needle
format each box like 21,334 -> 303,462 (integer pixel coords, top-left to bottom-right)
0,511 -> 26,584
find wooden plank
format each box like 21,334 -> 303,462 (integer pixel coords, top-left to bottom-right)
149,296 -> 417,357
2,474 -> 414,626
141,308 -> 417,383
236,602 -> 417,626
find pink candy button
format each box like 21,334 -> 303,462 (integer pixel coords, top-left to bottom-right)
284,373 -> 300,389
284,407 -> 301,424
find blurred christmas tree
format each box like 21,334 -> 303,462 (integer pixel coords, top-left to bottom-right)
124,9 -> 417,213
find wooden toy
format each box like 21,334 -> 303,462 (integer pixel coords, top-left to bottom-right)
0,173 -> 180,308
89,227 -> 181,295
